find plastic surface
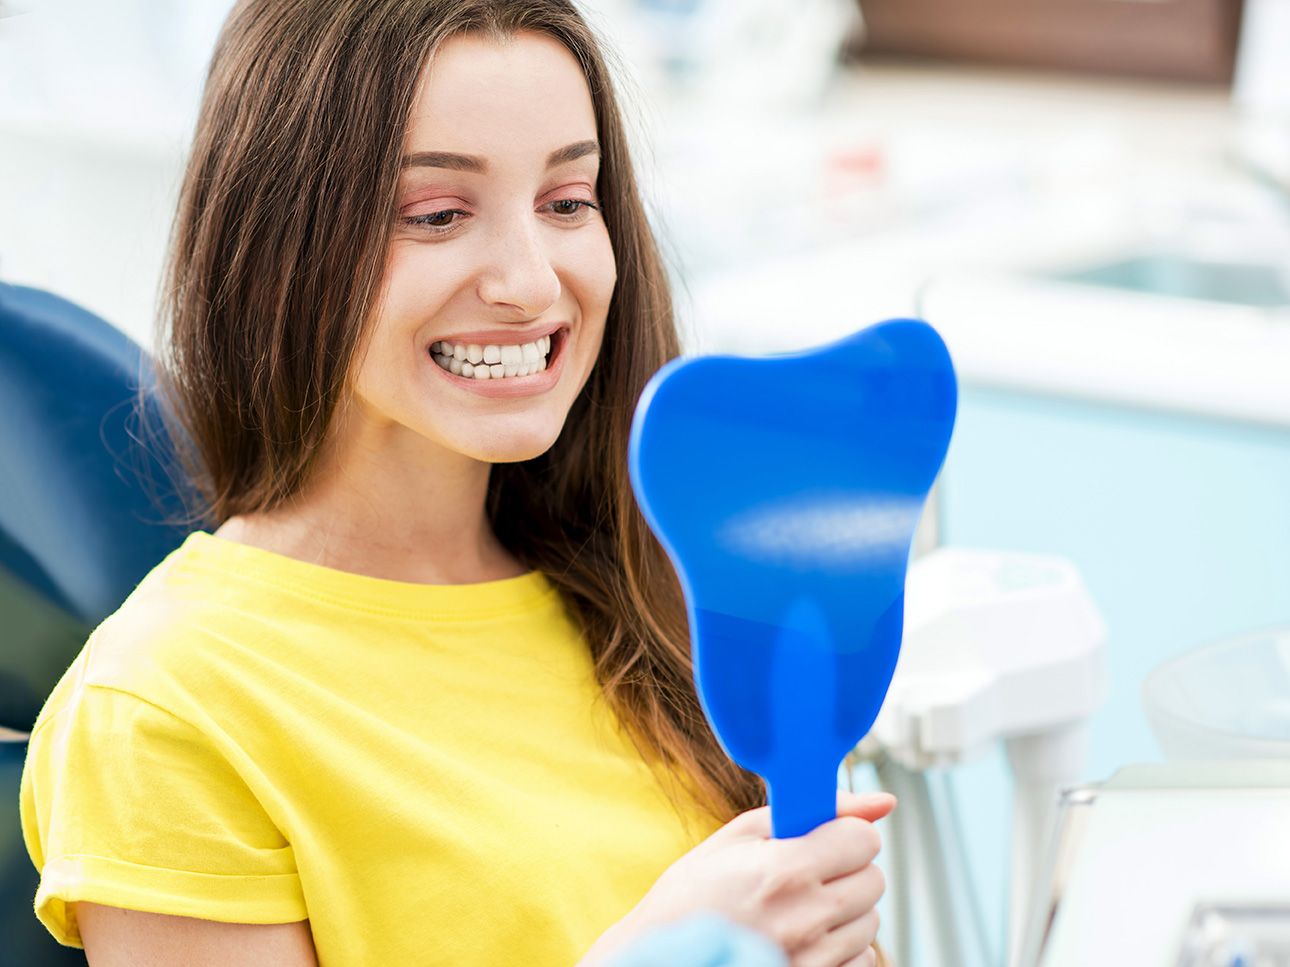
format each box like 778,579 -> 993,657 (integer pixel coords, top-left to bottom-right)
629,319 -> 957,838
872,547 -> 1107,768
1143,627 -> 1290,760
1033,762 -> 1290,967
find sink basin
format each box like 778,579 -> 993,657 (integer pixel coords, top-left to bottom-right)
1050,253 -> 1290,309
1047,253 -> 1290,310
1143,628 -> 1290,760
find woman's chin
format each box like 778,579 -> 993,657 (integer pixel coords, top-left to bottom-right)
464,431 -> 561,465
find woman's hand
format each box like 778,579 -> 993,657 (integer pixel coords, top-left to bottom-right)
582,791 -> 895,967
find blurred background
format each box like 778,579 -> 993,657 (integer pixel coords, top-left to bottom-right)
4,1 -> 1290,965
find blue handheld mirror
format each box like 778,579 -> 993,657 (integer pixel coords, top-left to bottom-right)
628,319 -> 957,838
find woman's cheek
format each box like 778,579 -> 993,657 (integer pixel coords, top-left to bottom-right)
386,247 -> 458,313
587,230 -> 618,305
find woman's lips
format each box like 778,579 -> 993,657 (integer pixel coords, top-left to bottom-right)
429,322 -> 565,350
427,326 -> 569,398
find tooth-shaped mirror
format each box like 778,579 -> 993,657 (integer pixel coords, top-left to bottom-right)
629,319 -> 957,838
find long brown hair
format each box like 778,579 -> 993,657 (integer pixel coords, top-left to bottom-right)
157,0 -> 765,823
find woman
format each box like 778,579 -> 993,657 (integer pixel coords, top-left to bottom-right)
19,2 -> 893,964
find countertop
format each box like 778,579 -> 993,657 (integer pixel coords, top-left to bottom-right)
648,62 -> 1290,428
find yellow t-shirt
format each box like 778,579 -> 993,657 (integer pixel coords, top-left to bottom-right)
20,531 -> 722,965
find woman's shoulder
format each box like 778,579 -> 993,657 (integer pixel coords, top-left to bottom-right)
31,537 -> 280,735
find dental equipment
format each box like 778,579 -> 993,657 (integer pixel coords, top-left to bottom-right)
860,547 -> 1107,967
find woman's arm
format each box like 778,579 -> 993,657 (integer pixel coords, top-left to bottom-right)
77,902 -> 319,967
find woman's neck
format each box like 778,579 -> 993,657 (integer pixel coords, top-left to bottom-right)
214,421 -> 528,586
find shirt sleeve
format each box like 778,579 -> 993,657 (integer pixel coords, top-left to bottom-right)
19,683 -> 307,948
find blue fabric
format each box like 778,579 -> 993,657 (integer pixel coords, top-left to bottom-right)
608,913 -> 787,967
0,282 -> 190,626
0,282 -> 192,731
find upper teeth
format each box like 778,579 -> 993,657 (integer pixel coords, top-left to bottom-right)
430,335 -> 552,380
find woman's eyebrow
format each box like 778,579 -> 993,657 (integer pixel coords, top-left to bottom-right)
400,139 -> 600,173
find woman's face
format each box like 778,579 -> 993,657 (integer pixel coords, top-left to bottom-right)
353,30 -> 616,466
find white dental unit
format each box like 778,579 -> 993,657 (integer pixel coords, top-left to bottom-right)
858,546 -> 1106,967
1023,760 -> 1290,967
1020,629 -> 1290,967
870,558 -> 1290,967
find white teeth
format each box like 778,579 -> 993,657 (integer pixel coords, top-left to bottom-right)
431,333 -> 559,381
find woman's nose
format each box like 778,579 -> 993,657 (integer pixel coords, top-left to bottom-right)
475,219 -> 561,317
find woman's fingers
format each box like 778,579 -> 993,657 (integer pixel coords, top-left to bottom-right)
785,815 -> 882,883
820,864 -> 885,928
722,805 -> 772,838
836,791 -> 897,823
793,910 -> 880,967
724,792 -> 895,843
836,947 -> 878,967
725,792 -> 893,890
629,793 -> 892,967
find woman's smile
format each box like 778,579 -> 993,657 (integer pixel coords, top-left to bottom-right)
426,324 -> 571,398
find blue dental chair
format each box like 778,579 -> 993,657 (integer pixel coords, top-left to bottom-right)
0,281 -> 192,964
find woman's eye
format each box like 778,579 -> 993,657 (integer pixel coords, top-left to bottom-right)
548,198 -> 600,219
403,209 -> 468,232
400,198 -> 600,237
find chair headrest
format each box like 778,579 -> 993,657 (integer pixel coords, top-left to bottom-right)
0,283 -> 193,728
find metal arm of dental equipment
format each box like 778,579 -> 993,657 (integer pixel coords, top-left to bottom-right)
853,547 -> 1106,967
